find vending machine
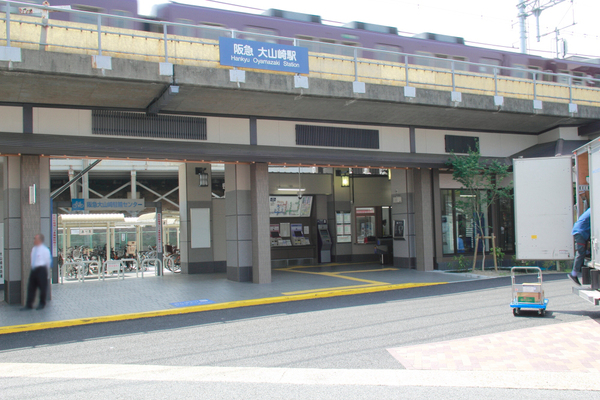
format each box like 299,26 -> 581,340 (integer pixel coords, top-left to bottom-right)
317,219 -> 332,263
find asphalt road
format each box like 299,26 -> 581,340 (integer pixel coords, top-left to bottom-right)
1,274 -> 599,399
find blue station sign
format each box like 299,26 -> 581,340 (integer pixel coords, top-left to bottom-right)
219,37 -> 309,74
71,198 -> 146,212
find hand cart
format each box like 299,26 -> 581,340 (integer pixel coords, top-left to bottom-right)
510,266 -> 549,316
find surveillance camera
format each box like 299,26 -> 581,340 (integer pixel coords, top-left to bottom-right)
297,191 -> 303,199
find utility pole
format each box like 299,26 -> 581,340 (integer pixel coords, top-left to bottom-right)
518,1 -> 528,54
516,0 -> 572,54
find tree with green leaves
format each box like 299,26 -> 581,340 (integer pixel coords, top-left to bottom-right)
447,147 -> 512,271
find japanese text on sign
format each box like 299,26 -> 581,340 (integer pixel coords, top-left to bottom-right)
219,37 -> 309,74
71,198 -> 146,212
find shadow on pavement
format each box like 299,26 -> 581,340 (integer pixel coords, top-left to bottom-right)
0,273 -> 574,351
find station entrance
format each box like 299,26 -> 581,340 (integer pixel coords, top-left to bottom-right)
49,159 -> 184,285
49,160 -> 406,282
2,153 -> 439,306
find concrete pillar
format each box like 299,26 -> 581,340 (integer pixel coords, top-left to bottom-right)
106,223 -> 110,261
68,168 -> 77,200
39,157 -> 51,290
130,170 -> 137,199
225,164 -> 253,282
3,155 -> 50,305
250,163 -> 271,284
178,163 -> 220,273
432,169 -> 444,264
413,168 -> 435,271
330,171 -> 352,263
391,169 -> 416,268
3,157 -> 22,304
81,159 -> 89,199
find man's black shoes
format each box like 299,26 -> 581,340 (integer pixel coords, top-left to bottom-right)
568,274 -> 581,286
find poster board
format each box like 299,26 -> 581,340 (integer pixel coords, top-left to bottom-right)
190,208 -> 211,249
336,211 -> 352,243
514,156 -> 574,260
269,196 -> 313,218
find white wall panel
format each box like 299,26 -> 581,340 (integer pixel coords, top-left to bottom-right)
0,106 -> 23,133
33,108 -> 92,136
206,117 -> 250,145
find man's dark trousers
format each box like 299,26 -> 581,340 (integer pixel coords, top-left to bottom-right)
26,267 -> 48,308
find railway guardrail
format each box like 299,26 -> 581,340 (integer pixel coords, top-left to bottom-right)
1,0 -> 599,107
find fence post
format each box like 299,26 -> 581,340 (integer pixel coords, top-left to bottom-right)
451,60 -> 456,91
494,67 -> 498,96
163,22 -> 168,63
405,55 -> 409,86
533,72 -> 537,100
354,47 -> 358,81
569,75 -> 573,103
97,14 -> 102,56
6,1 -> 11,47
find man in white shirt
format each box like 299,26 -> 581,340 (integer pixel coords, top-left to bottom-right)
23,234 -> 52,310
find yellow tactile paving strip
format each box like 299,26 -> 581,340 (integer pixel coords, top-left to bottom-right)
275,265 -> 397,295
388,319 -> 600,372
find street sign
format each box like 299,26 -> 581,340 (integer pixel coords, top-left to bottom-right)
51,214 -> 58,254
156,212 -> 163,251
71,198 -> 146,212
71,199 -> 84,211
219,37 -> 309,74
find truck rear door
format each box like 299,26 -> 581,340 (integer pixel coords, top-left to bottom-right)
514,156 -> 574,261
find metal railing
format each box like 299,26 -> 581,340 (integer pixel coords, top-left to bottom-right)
141,258 -> 162,277
1,0 -> 600,107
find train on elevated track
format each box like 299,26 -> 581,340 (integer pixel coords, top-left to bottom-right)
16,0 -> 600,83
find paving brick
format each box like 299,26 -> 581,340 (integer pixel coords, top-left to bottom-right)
388,319 -> 600,372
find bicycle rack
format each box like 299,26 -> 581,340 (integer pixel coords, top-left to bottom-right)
119,258 -> 140,277
60,262 -> 84,284
81,260 -> 101,281
141,258 -> 162,277
102,260 -> 124,281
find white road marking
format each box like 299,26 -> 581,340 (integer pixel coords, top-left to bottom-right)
0,363 -> 599,391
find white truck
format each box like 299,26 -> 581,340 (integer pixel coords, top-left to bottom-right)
513,138 -> 600,305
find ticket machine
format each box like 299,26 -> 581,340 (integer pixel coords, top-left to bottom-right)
317,219 -> 332,263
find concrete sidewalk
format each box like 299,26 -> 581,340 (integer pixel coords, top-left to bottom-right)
0,264 -> 475,330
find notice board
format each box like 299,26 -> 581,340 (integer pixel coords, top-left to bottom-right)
269,196 -> 313,218
190,208 -> 211,249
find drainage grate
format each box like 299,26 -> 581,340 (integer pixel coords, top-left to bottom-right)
92,111 -> 207,140
296,125 -> 379,149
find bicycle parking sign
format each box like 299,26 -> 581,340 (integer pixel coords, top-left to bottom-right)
71,198 -> 146,212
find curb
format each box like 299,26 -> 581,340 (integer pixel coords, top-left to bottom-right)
0,282 -> 446,335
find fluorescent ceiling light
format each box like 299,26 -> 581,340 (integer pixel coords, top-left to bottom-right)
278,188 -> 306,192
460,194 -> 476,198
